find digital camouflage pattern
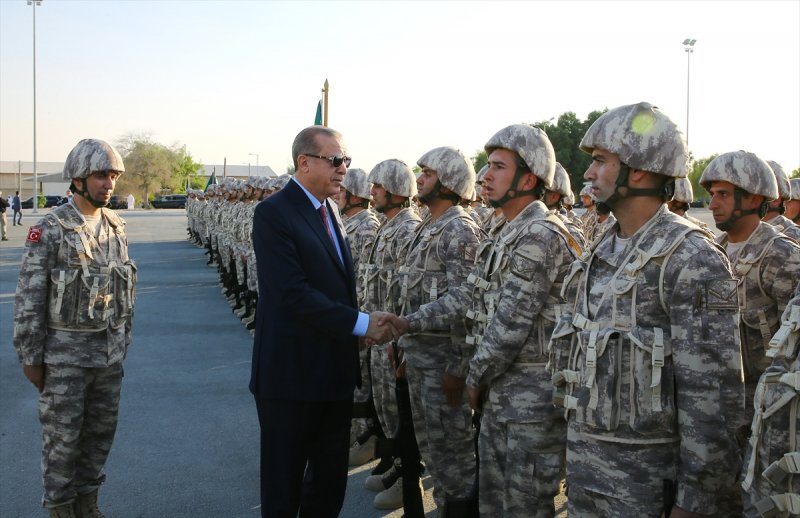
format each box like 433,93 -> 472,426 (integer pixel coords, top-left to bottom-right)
767,160 -> 791,201
361,206 -> 421,439
367,159 -> 418,198
765,213 -> 800,244
580,102 -> 690,178
717,222 -> 800,413
485,124 -> 556,188
406,199 -> 579,516
14,202 -> 135,507
550,162 -> 572,198
396,204 -> 483,506
550,204 -> 744,515
342,167 -> 373,200
416,146 -> 476,199
700,151 -> 779,201
741,284 -> 800,517
672,177 -> 694,204
62,138 -> 125,180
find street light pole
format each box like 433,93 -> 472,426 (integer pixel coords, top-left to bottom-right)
249,153 -> 259,177
683,38 -> 696,147
28,0 -> 42,213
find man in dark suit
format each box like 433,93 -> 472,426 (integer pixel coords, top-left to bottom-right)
250,126 -> 393,517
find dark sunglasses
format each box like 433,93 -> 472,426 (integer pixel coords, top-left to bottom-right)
304,153 -> 352,168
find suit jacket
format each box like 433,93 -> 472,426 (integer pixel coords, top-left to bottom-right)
249,179 -> 360,401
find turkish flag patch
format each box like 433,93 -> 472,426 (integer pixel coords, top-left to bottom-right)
26,226 -> 42,243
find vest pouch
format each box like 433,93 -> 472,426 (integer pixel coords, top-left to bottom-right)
742,306 -> 780,342
48,269 -> 81,327
628,325 -> 677,434
112,262 -> 137,320
547,306 -> 575,377
573,327 -> 621,431
76,272 -> 112,329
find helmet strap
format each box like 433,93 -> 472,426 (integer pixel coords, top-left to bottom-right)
378,192 -> 410,213
418,179 -> 459,205
489,169 -> 539,208
71,179 -> 108,208
716,188 -> 765,231
343,192 -> 369,212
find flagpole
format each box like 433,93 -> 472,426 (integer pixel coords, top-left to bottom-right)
323,79 -> 329,127
223,157 -> 227,179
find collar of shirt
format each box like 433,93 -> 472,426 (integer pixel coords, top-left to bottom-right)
292,177 -> 324,210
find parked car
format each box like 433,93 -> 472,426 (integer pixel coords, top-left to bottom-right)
107,195 -> 127,209
21,195 -> 64,209
151,194 -> 187,209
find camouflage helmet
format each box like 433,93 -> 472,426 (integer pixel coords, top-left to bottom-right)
791,178 -> 800,201
341,168 -> 372,200
273,175 -> 292,191
549,162 -> 572,198
672,177 -> 694,204
766,160 -> 791,200
367,159 -> 417,198
564,191 -> 576,207
476,164 -> 489,183
416,146 -> 476,199
484,124 -> 555,188
699,150 -> 778,200
579,184 -> 593,197
63,138 -> 125,180
580,102 -> 689,178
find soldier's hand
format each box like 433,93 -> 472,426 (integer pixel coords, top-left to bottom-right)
467,386 -> 483,412
378,313 -> 410,340
23,364 -> 45,393
442,373 -> 466,407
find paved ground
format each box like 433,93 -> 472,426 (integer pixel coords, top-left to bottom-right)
1,206 -> 717,517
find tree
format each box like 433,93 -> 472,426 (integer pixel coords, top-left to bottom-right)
472,150 -> 488,174
791,167 -> 800,179
170,150 -> 204,192
687,154 -> 719,203
533,109 -> 607,195
115,134 -> 179,208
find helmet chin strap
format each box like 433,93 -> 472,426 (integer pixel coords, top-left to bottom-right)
342,192 -> 368,212
599,163 -> 668,211
715,189 -> 767,231
72,180 -> 108,208
418,179 -> 459,205
376,191 -> 409,213
489,169 -> 538,208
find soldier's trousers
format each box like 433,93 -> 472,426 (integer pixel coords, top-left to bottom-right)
350,347 -> 373,444
38,363 -> 123,507
479,414 -> 565,517
370,343 -> 398,439
406,363 -> 475,507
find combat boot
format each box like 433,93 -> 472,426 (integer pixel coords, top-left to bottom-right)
74,490 -> 105,518
373,477 -> 405,510
365,462 -> 400,492
47,503 -> 76,518
348,434 -> 376,466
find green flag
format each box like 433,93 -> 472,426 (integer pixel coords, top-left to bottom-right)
314,100 -> 323,125
204,170 -> 218,192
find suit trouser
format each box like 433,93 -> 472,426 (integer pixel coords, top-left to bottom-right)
1,211 -> 7,238
38,363 -> 123,507
254,396 -> 352,518
14,209 -> 21,225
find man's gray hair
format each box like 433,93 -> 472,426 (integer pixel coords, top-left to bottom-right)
292,126 -> 344,170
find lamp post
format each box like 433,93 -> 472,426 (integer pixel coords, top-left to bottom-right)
683,38 -> 696,147
249,153 -> 259,177
28,0 -> 42,213
243,162 -> 251,177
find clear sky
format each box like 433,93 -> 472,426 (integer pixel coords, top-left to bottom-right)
1,0 -> 798,176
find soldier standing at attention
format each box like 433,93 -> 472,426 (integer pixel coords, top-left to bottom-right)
14,139 -> 137,518
761,160 -> 800,243
550,103 -> 744,517
386,125 -> 580,517
784,178 -> 800,225
394,146 -> 484,514
667,177 -> 714,237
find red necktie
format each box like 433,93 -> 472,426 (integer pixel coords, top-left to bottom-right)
318,205 -> 335,244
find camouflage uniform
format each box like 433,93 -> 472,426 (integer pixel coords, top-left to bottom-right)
742,285 -> 800,517
14,140 -> 136,510
551,103 -> 745,516
361,206 -> 421,438
396,200 -> 483,507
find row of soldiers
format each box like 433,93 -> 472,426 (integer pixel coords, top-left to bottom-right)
186,101 -> 800,517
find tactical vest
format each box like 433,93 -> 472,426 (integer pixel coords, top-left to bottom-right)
552,213 -> 701,442
47,206 -> 136,333
725,225 -> 800,381
743,304 -> 800,517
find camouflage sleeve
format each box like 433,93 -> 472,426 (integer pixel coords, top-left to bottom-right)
467,230 -> 563,389
441,222 -> 480,378
13,217 -> 60,365
664,237 -> 744,512
760,239 -> 800,312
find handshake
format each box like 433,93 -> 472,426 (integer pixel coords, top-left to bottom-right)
363,311 -> 411,347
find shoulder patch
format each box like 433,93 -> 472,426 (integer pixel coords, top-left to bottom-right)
510,251 -> 536,281
705,278 -> 738,311
462,243 -> 477,263
26,226 -> 42,243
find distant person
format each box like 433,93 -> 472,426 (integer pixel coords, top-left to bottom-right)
12,190 -> 22,225
13,138 -> 137,518
0,190 -> 8,240
126,193 -> 135,210
65,189 -> 73,202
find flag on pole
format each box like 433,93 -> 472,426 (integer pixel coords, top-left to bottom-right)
204,169 -> 218,192
314,100 -> 323,125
